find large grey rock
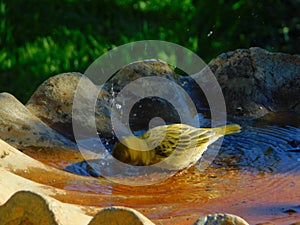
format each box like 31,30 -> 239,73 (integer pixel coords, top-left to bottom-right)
102,59 -> 196,130
207,47 -> 300,117
26,72 -> 112,139
103,59 -> 180,93
10,48 -> 298,151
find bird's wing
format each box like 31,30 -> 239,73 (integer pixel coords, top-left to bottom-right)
142,124 -> 216,158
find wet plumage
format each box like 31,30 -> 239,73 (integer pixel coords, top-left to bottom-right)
112,123 -> 241,170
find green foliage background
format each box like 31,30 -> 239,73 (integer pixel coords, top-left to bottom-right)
1,0 -> 299,102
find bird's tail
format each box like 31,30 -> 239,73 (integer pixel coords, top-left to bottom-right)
212,124 -> 241,137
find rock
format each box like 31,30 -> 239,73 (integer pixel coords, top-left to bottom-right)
0,191 -> 155,225
0,134 -> 98,180
88,206 -> 155,225
0,139 -> 155,225
194,213 -> 249,225
102,59 -> 197,130
207,47 -> 300,118
0,135 -> 98,189
0,187 -> 93,225
0,191 -> 58,225
26,72 -> 112,140
0,139 -> 98,224
0,92 -> 77,151
103,59 -> 180,93
250,47 -> 300,113
25,49 -> 300,141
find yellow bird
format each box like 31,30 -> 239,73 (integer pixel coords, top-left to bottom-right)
112,123 -> 241,171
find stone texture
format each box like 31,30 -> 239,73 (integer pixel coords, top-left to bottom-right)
102,59 -> 196,130
207,47 -> 300,117
1,47 -> 299,225
0,92 -> 77,151
0,138 -> 252,225
0,139 -> 154,225
88,206 -> 155,225
0,191 -> 58,225
0,139 -> 94,225
0,139 -> 101,225
194,213 -> 249,225
26,72 -> 112,140
0,182 -> 93,225
0,137 -> 98,184
22,48 -> 300,142
102,59 -> 180,93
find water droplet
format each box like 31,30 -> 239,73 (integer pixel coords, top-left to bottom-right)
116,104 -> 122,109
207,31 -> 213,37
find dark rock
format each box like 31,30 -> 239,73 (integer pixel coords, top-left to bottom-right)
20,48 -> 300,145
103,59 -> 180,93
102,59 -> 197,130
207,47 -> 300,118
194,213 -> 249,225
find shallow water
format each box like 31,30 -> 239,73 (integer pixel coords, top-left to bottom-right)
23,112 -> 300,224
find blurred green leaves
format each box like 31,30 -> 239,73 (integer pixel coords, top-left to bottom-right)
0,0 -> 299,102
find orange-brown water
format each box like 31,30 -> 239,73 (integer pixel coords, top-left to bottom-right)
21,151 -> 300,225
21,112 -> 300,224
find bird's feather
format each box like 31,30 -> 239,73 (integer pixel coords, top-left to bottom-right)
112,123 -> 241,170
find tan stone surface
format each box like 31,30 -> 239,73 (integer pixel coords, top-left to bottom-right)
88,206 -> 155,225
26,72 -> 112,139
0,191 -> 58,225
0,169 -> 94,225
0,139 -> 154,225
0,92 -> 77,150
0,137 -> 99,187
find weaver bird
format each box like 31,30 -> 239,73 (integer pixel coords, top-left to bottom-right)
112,123 -> 241,171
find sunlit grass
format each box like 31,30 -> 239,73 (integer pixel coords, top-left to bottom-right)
0,0 -> 299,102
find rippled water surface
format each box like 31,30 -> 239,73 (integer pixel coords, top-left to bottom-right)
24,112 -> 300,224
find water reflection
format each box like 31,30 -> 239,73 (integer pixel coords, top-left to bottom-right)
65,112 -> 300,177
22,112 -> 300,224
